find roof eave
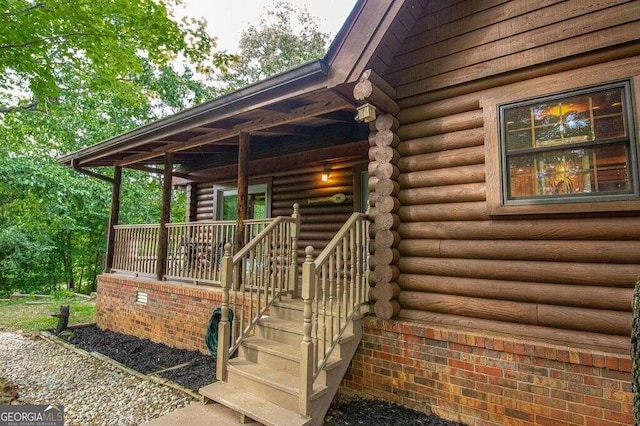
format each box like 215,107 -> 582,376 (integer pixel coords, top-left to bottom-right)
59,59 -> 328,166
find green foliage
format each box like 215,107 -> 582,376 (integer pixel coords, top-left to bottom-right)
0,0 -> 232,113
218,0 -> 330,91
0,0 -> 329,297
0,0 -> 227,296
51,289 -> 75,300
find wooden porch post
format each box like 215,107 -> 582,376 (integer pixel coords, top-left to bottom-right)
235,132 -> 250,249
156,153 -> 174,281
103,166 -> 122,273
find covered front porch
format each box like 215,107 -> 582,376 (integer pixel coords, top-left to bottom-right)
59,35 -> 399,420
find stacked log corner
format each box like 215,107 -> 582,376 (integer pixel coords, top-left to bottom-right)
354,70 -> 402,320
368,114 -> 401,320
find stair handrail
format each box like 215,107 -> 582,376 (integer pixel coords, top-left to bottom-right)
299,212 -> 369,416
217,204 -> 300,382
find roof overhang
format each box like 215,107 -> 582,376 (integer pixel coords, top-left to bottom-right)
59,60 -> 331,168
59,0 -> 422,178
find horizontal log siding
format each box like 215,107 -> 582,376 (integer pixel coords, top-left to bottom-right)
394,94 -> 638,340
194,164 -> 361,222
384,0 -> 640,99
378,0 -> 640,347
272,164 -> 357,254
195,183 -> 215,221
193,169 -> 360,257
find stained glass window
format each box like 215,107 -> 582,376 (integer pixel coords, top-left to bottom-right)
500,83 -> 637,203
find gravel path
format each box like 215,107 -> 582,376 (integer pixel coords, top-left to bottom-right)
0,331 -> 196,425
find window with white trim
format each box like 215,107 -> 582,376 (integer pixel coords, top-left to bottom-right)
499,81 -> 638,205
216,182 -> 270,220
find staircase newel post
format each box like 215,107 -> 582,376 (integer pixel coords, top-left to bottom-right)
299,246 -> 315,417
217,243 -> 233,382
289,203 -> 301,298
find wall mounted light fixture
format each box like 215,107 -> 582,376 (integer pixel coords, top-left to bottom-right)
356,103 -> 377,123
321,169 -> 330,182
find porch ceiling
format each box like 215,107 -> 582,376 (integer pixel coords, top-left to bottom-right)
61,84 -> 364,181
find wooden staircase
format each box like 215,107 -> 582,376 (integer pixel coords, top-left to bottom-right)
141,209 -> 370,426
200,298 -> 364,426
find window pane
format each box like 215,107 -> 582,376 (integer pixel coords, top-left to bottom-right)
504,107 -> 533,150
505,87 -> 627,153
221,190 -> 267,220
250,193 -> 266,219
592,89 -> 625,139
222,194 -> 237,220
507,142 -> 631,199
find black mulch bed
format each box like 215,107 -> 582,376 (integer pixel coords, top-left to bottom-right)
325,396 -> 464,426
66,325 -> 215,390
64,325 -> 465,425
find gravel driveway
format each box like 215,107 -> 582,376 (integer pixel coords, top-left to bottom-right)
0,331 -> 196,425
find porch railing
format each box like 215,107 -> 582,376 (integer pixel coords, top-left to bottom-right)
112,224 -> 160,275
165,219 -> 272,284
111,219 -> 274,283
299,212 -> 369,416
216,205 -> 300,381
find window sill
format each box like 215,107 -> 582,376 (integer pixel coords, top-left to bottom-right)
488,198 -> 640,216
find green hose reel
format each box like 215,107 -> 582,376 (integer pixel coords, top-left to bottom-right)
205,306 -> 234,358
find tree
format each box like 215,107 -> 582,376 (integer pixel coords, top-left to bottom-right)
0,0 -> 225,295
0,0 -> 233,113
218,0 -> 330,91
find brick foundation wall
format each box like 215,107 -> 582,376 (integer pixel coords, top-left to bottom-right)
96,274 -> 223,353
341,317 -> 633,426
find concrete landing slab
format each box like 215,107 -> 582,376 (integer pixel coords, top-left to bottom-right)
143,402 -> 262,426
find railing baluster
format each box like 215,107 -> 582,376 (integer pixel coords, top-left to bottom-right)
137,227 -> 142,273
335,245 -> 341,337
342,235 -> 348,326
152,226 -> 159,276
128,227 -> 134,272
321,263 -> 327,366
355,222 -> 362,306
350,227 -> 356,314
206,224 -> 213,281
328,254 -> 335,345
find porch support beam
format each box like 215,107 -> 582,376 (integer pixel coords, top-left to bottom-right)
156,153 -> 174,281
235,132 -> 250,249
114,98 -> 349,167
104,166 -> 122,272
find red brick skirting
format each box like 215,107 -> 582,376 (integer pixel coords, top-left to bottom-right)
97,275 -> 633,424
96,274 -> 223,354
341,317 -> 632,426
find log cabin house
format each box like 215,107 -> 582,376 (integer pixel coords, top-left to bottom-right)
61,0 -> 640,424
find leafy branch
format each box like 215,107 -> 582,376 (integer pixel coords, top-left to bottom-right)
0,102 -> 40,114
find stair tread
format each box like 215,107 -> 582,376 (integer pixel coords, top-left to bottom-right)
258,316 -> 303,334
142,402 -> 261,426
241,336 -> 343,371
229,358 -> 328,398
273,298 -> 305,310
200,382 -> 310,426
242,336 -> 300,361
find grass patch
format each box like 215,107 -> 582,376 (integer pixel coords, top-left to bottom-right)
0,297 -> 95,333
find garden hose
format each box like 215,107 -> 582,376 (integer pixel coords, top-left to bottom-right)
205,306 -> 233,358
